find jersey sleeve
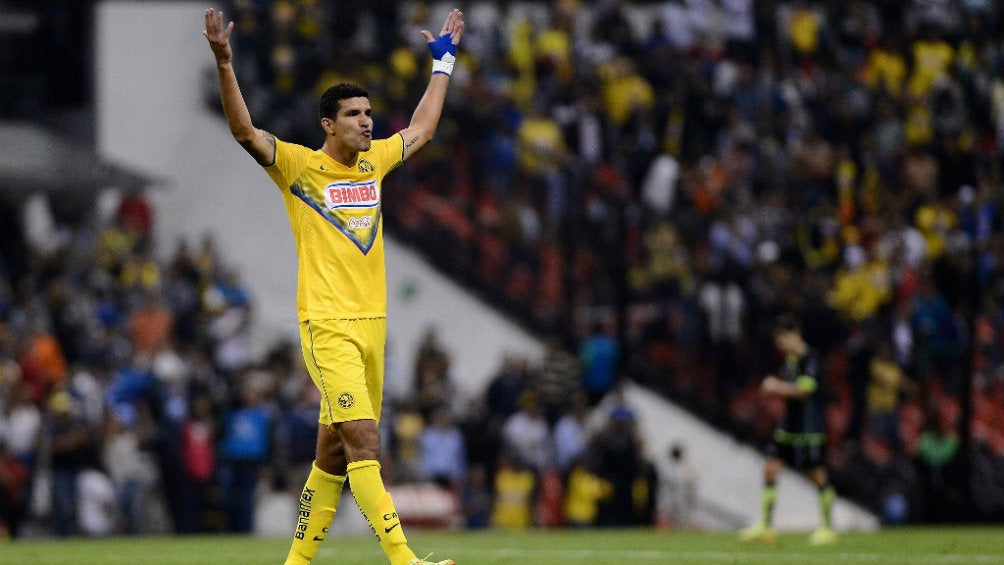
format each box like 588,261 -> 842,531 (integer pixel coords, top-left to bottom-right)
264,138 -> 311,192
373,133 -> 405,179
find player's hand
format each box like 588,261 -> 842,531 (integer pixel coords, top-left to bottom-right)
421,8 -> 464,46
203,8 -> 234,65
761,376 -> 783,395
421,8 -> 464,76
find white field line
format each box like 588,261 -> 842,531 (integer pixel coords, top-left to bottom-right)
441,547 -> 1004,564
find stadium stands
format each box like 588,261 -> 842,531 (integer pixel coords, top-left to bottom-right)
2,0 -> 1004,538
203,0 -> 1004,525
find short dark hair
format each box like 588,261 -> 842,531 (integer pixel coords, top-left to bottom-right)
772,313 -> 802,336
318,83 -> 369,120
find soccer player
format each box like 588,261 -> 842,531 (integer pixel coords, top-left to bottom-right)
203,7 -> 464,565
739,314 -> 838,545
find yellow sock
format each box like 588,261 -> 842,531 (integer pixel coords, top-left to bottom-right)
761,485 -> 777,527
347,460 -> 416,565
284,463 -> 345,565
820,485 -> 835,529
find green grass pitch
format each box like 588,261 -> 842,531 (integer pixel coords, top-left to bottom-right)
3,527 -> 1003,565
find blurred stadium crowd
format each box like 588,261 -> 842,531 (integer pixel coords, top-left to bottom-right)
2,0 -> 1004,538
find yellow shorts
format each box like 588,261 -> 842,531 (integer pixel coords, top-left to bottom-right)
299,318 -> 386,425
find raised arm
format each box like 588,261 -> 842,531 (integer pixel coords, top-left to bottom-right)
399,8 -> 465,162
203,8 -> 275,166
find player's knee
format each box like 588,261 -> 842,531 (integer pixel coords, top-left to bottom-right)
315,427 -> 348,474
764,460 -> 781,482
316,451 -> 347,475
335,419 -> 381,462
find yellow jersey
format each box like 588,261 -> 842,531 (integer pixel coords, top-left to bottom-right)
264,134 -> 404,321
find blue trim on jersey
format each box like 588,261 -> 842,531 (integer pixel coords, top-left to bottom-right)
290,183 -> 381,255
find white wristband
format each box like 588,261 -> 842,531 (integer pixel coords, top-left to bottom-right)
432,53 -> 456,76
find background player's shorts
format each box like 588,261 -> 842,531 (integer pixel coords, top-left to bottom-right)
299,317 -> 386,426
767,433 -> 826,470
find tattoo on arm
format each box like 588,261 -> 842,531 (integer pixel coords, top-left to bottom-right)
257,129 -> 277,166
404,136 -> 420,151
262,130 -> 276,150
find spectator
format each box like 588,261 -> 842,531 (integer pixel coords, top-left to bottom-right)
534,336 -> 581,426
419,407 -> 467,490
911,278 -> 962,390
698,271 -> 747,398
461,463 -> 492,529
120,251 -> 162,297
116,189 -> 154,245
128,294 -> 173,357
75,465 -> 117,537
485,354 -> 528,423
413,327 -> 451,387
515,105 -> 570,223
915,405 -> 962,521
554,391 -> 590,475
391,406 -> 425,485
217,382 -> 272,533
866,343 -> 915,452
562,456 -> 612,528
490,452 -> 536,529
205,272 -> 252,376
458,397 -> 498,474
784,1 -> 824,62
414,362 -> 454,421
47,391 -> 99,536
17,327 -> 68,404
599,57 -> 655,130
500,391 -> 553,474
654,443 -> 698,529
102,406 -> 155,535
411,328 -> 455,420
579,321 -> 619,406
0,438 -> 31,538
178,393 -> 217,533
828,245 -> 892,323
592,404 -> 645,526
274,375 -> 318,494
1,381 -> 41,475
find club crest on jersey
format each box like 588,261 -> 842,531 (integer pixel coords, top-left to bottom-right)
325,181 -> 379,210
357,159 -> 375,173
338,393 -> 355,409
